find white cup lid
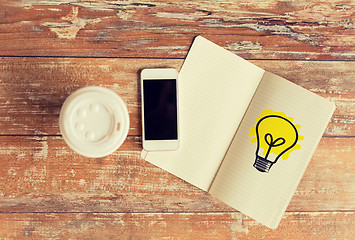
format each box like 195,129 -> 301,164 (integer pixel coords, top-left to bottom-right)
59,86 -> 129,158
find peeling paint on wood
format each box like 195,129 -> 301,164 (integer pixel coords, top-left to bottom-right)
42,6 -> 103,40
0,0 -> 353,59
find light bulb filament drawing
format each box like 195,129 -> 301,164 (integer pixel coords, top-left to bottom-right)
249,110 -> 303,173
263,133 -> 285,160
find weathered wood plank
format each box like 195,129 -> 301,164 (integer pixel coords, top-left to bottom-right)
0,1 -> 354,59
0,58 -> 353,136
0,212 -> 353,239
0,1 -> 352,238
0,136 -> 353,212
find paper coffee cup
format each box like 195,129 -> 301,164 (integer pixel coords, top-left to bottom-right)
59,86 -> 129,158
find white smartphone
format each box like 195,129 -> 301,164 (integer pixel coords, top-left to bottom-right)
141,68 -> 179,151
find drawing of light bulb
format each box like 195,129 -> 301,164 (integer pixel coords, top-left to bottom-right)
249,111 -> 302,173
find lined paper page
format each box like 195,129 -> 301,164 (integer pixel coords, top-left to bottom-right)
143,36 -> 265,191
209,72 -> 335,228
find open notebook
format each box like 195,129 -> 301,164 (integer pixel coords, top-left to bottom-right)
141,36 -> 335,229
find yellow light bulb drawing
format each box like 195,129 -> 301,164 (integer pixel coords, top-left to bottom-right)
249,110 -> 304,173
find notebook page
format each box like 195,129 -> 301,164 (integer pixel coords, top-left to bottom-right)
142,36 -> 265,191
209,72 -> 335,228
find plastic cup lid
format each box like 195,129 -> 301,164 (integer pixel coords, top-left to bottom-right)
59,86 -> 129,158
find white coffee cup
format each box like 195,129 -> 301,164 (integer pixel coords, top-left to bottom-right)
59,86 -> 129,158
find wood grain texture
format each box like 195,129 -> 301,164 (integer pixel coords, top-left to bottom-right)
0,0 -> 354,59
0,58 -> 353,136
0,212 -> 354,239
0,136 -> 353,213
0,0 -> 354,237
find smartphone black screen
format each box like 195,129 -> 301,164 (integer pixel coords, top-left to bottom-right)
143,79 -> 178,140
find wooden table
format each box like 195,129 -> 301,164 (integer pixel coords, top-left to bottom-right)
0,1 -> 354,239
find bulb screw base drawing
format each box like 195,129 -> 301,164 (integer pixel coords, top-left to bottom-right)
253,156 -> 274,173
